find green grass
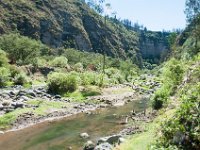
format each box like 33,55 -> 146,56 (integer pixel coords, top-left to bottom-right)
116,109 -> 176,150
0,100 -> 70,130
65,86 -> 101,102
0,108 -> 31,130
26,100 -> 70,115
110,87 -> 133,94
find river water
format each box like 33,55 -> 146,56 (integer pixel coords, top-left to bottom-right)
0,100 -> 146,150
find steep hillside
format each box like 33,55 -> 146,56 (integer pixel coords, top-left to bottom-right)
0,0 -> 141,64
138,30 -> 170,63
117,14 -> 200,150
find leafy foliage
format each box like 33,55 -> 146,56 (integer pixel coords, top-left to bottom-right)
47,72 -> 79,94
152,81 -> 200,149
50,56 -> 69,68
152,59 -> 184,109
0,34 -> 47,65
0,49 -> 9,67
0,67 -> 10,87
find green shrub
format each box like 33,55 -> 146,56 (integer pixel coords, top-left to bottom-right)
0,49 -> 9,67
32,57 -> 47,68
47,72 -> 79,94
0,67 -> 10,87
163,58 -> 184,85
74,62 -> 84,72
152,83 -> 200,149
81,71 -> 97,85
50,56 -> 69,68
0,34 -> 44,65
151,58 -> 184,110
9,65 -> 20,78
13,72 -> 28,85
152,83 -> 171,110
105,68 -> 125,84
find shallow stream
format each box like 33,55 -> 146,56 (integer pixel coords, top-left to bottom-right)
0,100 -> 146,150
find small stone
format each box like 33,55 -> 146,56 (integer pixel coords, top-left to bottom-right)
0,131 -> 4,134
55,95 -> 61,99
21,96 -> 29,101
9,91 -> 16,96
83,140 -> 95,150
118,137 -> 126,144
80,132 -> 90,139
28,91 -> 37,97
0,104 -> 3,110
94,143 -> 113,150
67,146 -> 72,150
2,100 -> 11,106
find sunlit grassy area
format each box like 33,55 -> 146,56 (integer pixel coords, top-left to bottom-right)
0,100 -> 70,130
65,85 -> 101,102
115,108 -> 177,150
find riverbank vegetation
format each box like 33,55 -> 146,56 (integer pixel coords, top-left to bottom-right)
117,2 -> 200,148
0,0 -> 200,149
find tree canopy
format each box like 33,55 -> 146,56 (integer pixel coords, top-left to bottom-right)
185,0 -> 200,22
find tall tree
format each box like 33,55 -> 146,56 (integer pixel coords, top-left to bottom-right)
185,0 -> 200,49
87,0 -> 105,14
185,0 -> 200,22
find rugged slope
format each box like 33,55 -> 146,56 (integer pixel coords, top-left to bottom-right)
0,0 -> 141,63
138,30 -> 170,63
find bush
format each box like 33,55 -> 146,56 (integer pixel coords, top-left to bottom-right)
152,83 -> 200,149
0,49 -> 9,67
13,72 -> 28,85
32,57 -> 48,68
74,62 -> 84,72
0,67 -> 10,87
152,84 -> 171,110
50,56 -> 69,68
0,34 -> 45,65
9,65 -> 20,78
151,58 -> 184,110
47,72 -> 79,94
81,71 -> 97,85
163,58 -> 184,85
105,68 -> 125,84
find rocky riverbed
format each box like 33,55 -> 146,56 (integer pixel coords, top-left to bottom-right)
0,75 -> 161,149
0,84 -> 143,131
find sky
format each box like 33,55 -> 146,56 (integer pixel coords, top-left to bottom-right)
104,0 -> 186,31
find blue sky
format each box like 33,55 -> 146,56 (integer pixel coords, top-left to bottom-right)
105,0 -> 186,31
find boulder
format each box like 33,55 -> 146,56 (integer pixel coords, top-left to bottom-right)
17,91 -> 27,96
0,104 -> 3,110
83,140 -> 95,150
21,96 -> 29,101
98,135 -> 121,145
28,91 -> 37,97
33,89 -> 44,95
80,132 -> 90,139
0,131 -> 4,135
94,143 -> 113,150
9,91 -> 17,96
118,137 -> 126,144
55,95 -> 61,99
2,100 -> 11,106
15,102 -> 24,108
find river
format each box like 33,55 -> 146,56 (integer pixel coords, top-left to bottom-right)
0,99 -> 146,150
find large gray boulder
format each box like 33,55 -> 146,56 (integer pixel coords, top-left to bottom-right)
98,135 -> 121,145
0,104 -> 3,110
94,143 -> 113,150
83,140 -> 95,150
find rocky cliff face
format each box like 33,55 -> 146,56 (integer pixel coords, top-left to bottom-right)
0,0 -> 139,62
0,0 -> 171,65
138,31 -> 170,63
